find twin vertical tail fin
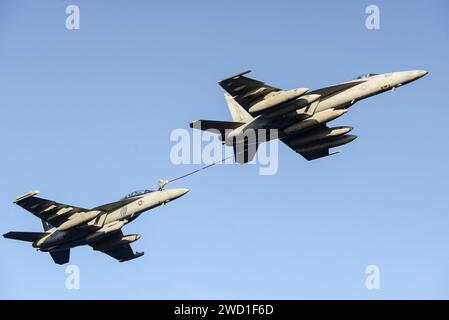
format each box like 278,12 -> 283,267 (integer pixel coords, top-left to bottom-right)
188,94 -> 254,135
224,93 -> 253,122
40,220 -> 71,265
49,249 -> 70,265
225,94 -> 262,163
3,220 -> 70,265
42,220 -> 52,231
189,93 -> 260,163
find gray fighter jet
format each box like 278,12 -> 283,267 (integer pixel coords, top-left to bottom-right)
190,70 -> 428,162
3,187 -> 189,264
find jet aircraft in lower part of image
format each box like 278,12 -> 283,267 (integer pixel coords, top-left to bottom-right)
3,187 -> 189,264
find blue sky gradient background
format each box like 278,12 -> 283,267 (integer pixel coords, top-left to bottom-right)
1,0 -> 448,299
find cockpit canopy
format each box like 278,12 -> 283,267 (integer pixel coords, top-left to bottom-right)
122,189 -> 154,200
355,73 -> 379,80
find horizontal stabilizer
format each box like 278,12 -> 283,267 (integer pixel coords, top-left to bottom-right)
3,231 -> 48,242
233,141 -> 260,164
224,93 -> 254,122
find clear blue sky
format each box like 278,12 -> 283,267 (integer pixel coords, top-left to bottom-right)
1,0 -> 448,299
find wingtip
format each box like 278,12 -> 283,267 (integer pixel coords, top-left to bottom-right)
13,190 -> 40,203
218,70 -> 252,83
119,251 -> 144,263
329,150 -> 341,157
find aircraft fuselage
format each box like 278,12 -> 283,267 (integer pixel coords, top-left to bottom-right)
32,188 -> 189,252
225,70 -> 428,144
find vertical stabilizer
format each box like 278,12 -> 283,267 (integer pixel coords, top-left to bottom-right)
49,249 -> 70,265
42,220 -> 53,231
224,93 -> 253,123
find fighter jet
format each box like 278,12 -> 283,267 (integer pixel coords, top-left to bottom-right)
3,186 -> 189,264
190,70 -> 428,162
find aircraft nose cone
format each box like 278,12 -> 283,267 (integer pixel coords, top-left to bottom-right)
393,70 -> 428,86
176,188 -> 190,197
413,70 -> 429,79
167,188 -> 189,201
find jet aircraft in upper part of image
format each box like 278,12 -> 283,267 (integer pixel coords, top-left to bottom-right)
3,187 -> 189,264
190,70 -> 428,162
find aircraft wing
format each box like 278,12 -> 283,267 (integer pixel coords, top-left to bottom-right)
296,148 -> 335,161
14,193 -> 90,228
308,80 -> 367,97
218,70 -> 282,114
281,124 -> 352,160
90,230 -> 144,263
93,197 -> 141,213
100,245 -> 143,262
282,137 -> 336,160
